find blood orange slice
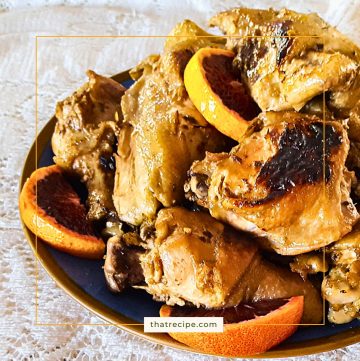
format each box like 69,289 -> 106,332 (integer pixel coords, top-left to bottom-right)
19,165 -> 105,259
160,296 -> 304,357
184,47 -> 260,142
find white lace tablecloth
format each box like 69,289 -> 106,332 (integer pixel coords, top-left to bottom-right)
1,1 -> 359,360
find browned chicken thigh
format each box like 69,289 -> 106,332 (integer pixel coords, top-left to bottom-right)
112,21 -> 228,226
52,70 -> 125,221
185,112 -> 359,255
138,207 -> 322,323
210,8 -> 360,114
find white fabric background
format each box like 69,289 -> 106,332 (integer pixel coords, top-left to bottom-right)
0,0 -> 359,360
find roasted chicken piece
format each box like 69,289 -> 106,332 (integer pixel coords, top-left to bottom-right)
104,233 -> 145,293
290,252 -> 328,280
139,207 -> 322,324
322,223 -> 360,324
52,70 -> 125,221
348,100 -> 360,143
346,101 -> 360,190
113,20 -> 228,226
210,8 -> 360,113
186,111 -> 359,255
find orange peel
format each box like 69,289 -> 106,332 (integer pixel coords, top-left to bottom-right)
184,47 -> 259,141
19,165 -> 105,259
160,296 -> 304,357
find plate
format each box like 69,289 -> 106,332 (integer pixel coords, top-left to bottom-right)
19,70 -> 360,358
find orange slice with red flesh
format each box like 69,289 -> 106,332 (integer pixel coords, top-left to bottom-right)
184,47 -> 260,142
19,165 -> 105,259
160,296 -> 304,357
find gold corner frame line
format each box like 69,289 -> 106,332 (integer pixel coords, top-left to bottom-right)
34,323 -> 142,326
322,88 -> 327,326
34,34 -> 327,328
36,35 -> 322,39
35,36 -> 39,325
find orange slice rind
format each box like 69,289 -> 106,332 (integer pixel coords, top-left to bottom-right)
19,165 -> 105,259
184,47 -> 260,142
160,296 -> 304,357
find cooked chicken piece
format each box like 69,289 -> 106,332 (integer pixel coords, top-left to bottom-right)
139,207 -> 322,324
104,233 -> 145,293
346,101 -> 360,173
346,148 -> 360,200
52,70 -> 125,221
185,111 -> 359,255
348,100 -> 360,142
290,253 -> 328,280
329,77 -> 360,118
344,101 -> 360,198
322,223 -> 360,323
113,21 -> 228,226
347,145 -> 360,173
210,8 -> 360,113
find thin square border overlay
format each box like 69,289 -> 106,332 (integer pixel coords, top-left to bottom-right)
34,34 -> 327,327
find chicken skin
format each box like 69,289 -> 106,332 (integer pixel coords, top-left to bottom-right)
112,20 -> 228,226
186,112 -> 359,255
346,101 -> 360,176
210,8 -> 360,113
139,207 -> 322,324
52,70 -> 126,221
